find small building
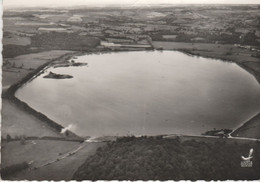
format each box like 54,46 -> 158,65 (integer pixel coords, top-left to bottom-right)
67,15 -> 83,23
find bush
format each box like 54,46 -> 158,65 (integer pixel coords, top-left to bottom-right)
6,134 -> 12,142
20,136 -> 26,145
1,162 -> 29,178
226,51 -> 233,55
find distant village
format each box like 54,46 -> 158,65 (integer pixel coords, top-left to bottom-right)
3,5 -> 260,57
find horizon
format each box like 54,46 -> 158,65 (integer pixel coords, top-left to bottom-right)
3,0 -> 260,9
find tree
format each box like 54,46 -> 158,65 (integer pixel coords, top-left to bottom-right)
20,136 -> 26,145
6,134 -> 11,142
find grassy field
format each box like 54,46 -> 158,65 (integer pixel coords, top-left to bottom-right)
1,99 -> 61,138
3,34 -> 31,46
2,50 -> 74,88
232,113 -> 260,139
153,41 -> 259,63
1,140 -> 105,180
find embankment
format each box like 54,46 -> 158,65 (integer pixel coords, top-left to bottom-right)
236,62 -> 260,85
231,113 -> 260,139
2,52 -> 82,139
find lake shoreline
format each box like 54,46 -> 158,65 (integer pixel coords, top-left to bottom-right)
2,51 -> 84,139
3,46 -> 260,139
179,49 -> 260,85
152,41 -> 260,85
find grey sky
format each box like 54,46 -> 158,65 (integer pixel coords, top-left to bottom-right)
3,0 -> 260,8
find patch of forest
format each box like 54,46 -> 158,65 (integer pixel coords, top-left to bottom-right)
3,32 -> 101,58
31,32 -> 100,50
2,45 -> 34,58
73,136 -> 260,180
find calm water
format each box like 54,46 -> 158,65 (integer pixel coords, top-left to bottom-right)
16,51 -> 260,137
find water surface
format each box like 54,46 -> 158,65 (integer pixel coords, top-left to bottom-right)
16,51 -> 260,137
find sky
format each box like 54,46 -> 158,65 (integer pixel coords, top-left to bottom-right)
3,0 -> 260,8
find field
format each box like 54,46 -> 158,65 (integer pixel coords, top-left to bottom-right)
1,140 -> 105,180
232,113 -> 260,139
1,99 -> 60,138
2,50 -> 74,88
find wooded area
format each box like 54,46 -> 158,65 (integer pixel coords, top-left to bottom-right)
73,136 -> 260,180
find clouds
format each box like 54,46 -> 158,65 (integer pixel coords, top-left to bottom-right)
3,0 -> 260,8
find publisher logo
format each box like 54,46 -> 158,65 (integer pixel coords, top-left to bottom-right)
241,148 -> 253,168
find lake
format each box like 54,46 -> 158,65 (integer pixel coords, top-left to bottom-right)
16,51 -> 260,137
